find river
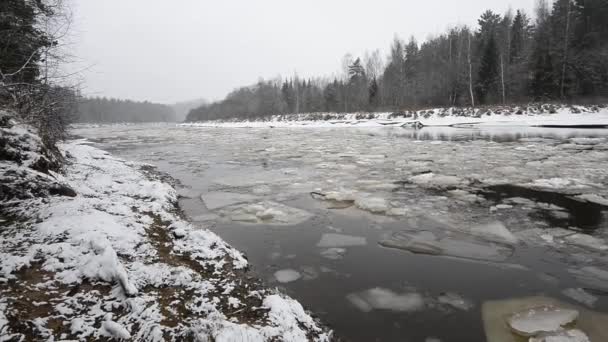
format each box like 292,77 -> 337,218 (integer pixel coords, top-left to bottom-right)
72,124 -> 608,342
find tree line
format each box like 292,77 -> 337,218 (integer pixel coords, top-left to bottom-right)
187,0 -> 608,122
76,97 -> 176,123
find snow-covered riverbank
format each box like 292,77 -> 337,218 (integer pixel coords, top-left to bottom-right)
0,124 -> 331,341
180,104 -> 608,128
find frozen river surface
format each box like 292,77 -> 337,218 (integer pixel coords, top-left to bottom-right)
72,124 -> 608,342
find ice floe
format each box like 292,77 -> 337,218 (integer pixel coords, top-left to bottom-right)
319,248 -> 347,260
508,306 -> 579,336
482,296 -> 608,342
354,196 -> 390,214
274,269 -> 302,283
346,288 -> 425,313
219,201 -> 313,225
409,173 -> 466,189
317,234 -> 367,248
562,288 -> 598,308
467,222 -> 519,245
529,329 -> 590,342
437,292 -> 474,311
201,191 -> 259,210
379,230 -> 513,262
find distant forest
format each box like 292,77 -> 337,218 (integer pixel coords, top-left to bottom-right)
76,98 -> 176,123
187,0 -> 608,122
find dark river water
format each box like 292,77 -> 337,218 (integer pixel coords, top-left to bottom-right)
72,124 -> 608,342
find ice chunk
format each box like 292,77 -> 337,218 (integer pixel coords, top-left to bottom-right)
274,269 -> 301,283
529,329 -> 590,342
468,222 -> 519,244
437,292 -> 474,311
202,191 -> 258,210
562,288 -> 598,308
410,173 -> 465,188
220,201 -> 312,226
320,248 -> 347,260
323,190 -> 356,202
525,178 -> 590,190
564,234 -> 608,251
299,266 -> 319,281
508,306 -> 579,336
568,266 -> 608,290
317,234 -> 367,248
379,230 -> 513,262
574,194 -> 608,206
354,196 -> 389,214
346,287 -> 425,312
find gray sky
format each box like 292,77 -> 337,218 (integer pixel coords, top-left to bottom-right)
71,0 -> 537,104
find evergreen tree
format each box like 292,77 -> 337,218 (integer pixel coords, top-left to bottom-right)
476,35 -> 501,104
0,0 -> 53,87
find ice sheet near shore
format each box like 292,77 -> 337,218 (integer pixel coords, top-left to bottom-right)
0,135 -> 331,340
180,105 -> 608,128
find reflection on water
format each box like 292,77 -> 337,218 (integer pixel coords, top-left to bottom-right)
392,126 -> 608,142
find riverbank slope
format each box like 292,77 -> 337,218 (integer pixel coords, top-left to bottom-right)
0,116 -> 331,341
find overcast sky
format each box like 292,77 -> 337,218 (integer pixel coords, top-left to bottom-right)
70,0 -> 538,104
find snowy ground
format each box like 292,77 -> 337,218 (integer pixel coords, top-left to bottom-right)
178,105 -> 608,128
70,123 -> 608,341
0,127 -> 331,341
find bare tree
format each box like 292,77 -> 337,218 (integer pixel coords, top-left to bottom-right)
467,30 -> 475,107
363,50 -> 384,80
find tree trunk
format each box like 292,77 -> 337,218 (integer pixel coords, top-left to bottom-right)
468,33 -> 475,107
500,54 -> 506,104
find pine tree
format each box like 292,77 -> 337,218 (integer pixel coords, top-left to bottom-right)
476,35 -> 501,104
0,0 -> 53,91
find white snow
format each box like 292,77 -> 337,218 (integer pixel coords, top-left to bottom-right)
80,239 -> 138,296
508,306 -> 579,337
180,106 -> 608,128
101,318 -> 131,339
316,234 -> 367,248
274,269 -> 302,283
263,295 -> 330,341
